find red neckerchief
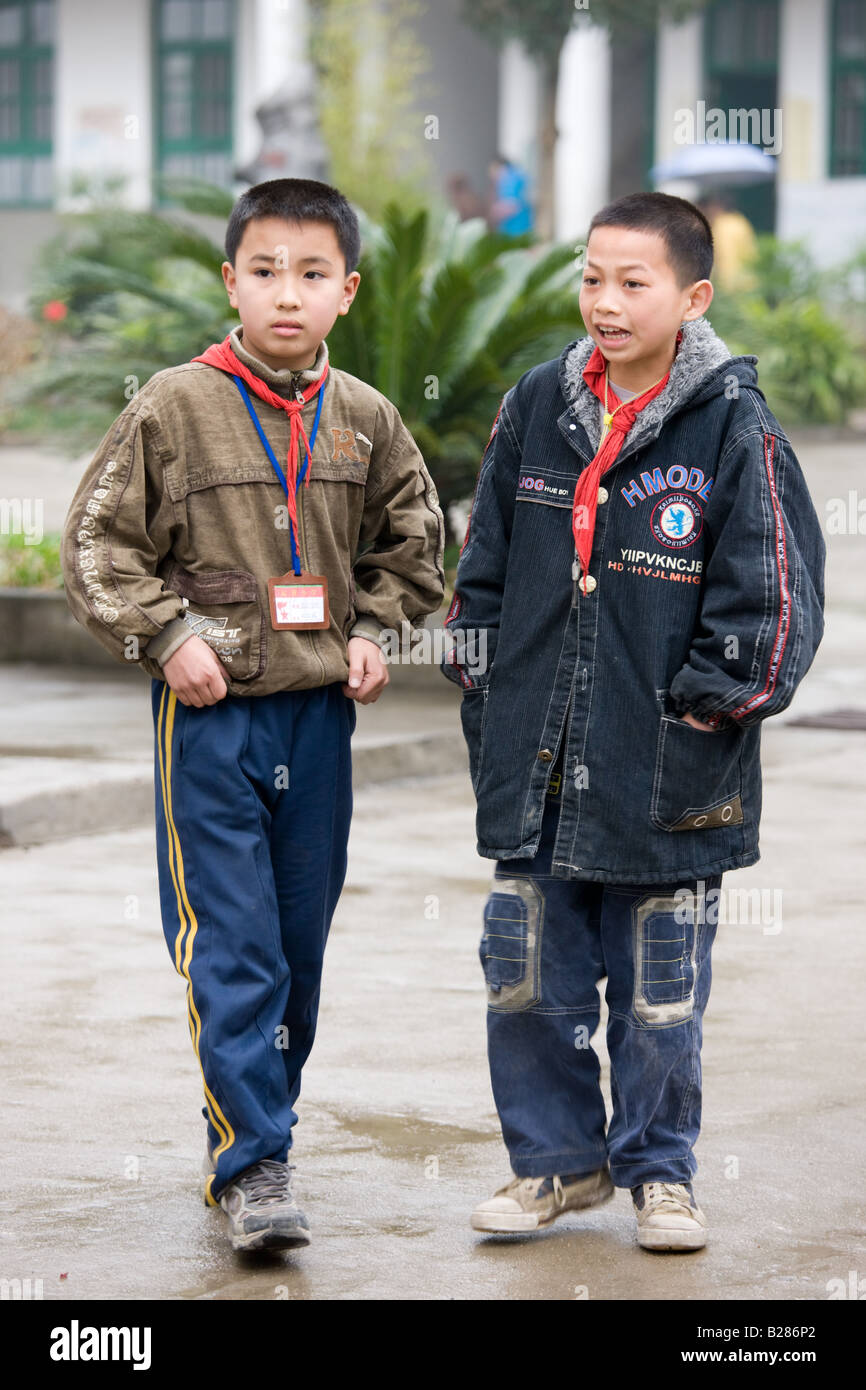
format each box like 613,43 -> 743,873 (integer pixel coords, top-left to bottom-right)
572,331 -> 682,589
192,336 -> 329,545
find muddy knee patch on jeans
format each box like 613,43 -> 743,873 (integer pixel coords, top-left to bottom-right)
480,877 -> 543,1011
631,893 -> 699,1027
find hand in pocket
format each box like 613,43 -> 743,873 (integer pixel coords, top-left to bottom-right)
163,635 -> 229,707
680,710 -> 716,732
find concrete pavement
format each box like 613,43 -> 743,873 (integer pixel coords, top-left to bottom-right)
1,728 -> 864,1302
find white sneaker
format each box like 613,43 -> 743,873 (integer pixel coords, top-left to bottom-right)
471,1168 -> 614,1233
632,1181 -> 707,1251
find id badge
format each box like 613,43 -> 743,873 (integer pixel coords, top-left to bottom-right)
268,572 -> 330,630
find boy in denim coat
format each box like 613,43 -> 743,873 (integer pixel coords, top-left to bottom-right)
442,193 -> 824,1250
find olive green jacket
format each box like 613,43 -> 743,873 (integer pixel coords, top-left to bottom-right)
61,329 -> 445,694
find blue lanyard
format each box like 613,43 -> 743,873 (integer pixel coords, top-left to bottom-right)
232,373 -> 326,575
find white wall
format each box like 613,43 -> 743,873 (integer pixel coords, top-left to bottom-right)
779,0 -> 829,183
777,179 -> 866,265
654,13 -> 702,164
499,38 -> 538,178
234,0 -> 309,174
776,0 -> 866,263
54,0 -> 153,209
554,22 -> 611,241
653,13 -> 703,202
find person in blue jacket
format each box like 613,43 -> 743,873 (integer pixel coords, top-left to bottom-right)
442,191 -> 825,1252
488,154 -> 533,236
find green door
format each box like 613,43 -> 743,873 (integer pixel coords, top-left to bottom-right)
703,0 -> 780,232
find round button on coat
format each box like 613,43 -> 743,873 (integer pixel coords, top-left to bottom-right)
580,575 -> 597,594
538,749 -> 554,762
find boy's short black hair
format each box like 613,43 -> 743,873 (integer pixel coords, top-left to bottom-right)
588,191 -> 713,287
225,178 -> 361,275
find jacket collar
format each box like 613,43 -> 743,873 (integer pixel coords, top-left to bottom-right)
229,327 -> 330,398
559,317 -> 738,456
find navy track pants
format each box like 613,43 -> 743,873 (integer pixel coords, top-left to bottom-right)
152,679 -> 354,1205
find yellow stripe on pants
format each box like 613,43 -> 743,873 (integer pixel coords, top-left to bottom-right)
156,684 -> 236,1205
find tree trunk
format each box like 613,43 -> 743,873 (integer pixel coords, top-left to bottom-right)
608,26 -> 655,198
535,49 -> 560,244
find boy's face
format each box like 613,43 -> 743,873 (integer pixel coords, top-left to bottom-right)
222,217 -> 360,372
579,225 -> 712,392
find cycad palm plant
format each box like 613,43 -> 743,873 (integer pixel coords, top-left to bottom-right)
333,203 -> 584,525
8,185 -> 587,531
8,181 -> 236,444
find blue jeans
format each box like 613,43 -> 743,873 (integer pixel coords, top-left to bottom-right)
482,797 -> 720,1187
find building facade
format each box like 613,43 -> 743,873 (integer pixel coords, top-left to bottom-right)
0,0 -> 863,310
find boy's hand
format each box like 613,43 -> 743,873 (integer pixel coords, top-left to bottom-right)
343,636 -> 389,704
162,634 -> 229,707
681,710 -> 716,732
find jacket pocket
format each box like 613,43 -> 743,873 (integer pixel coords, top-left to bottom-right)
459,686 -> 488,793
480,876 -> 543,1011
310,452 -> 370,485
650,714 -> 744,832
165,564 -> 266,683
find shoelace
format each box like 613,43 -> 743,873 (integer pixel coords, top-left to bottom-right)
645,1181 -> 691,1210
238,1160 -> 295,1206
502,1176 -> 567,1208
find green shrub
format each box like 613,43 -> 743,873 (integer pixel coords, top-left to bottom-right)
5,187 -> 586,532
0,532 -> 63,589
707,236 -> 866,424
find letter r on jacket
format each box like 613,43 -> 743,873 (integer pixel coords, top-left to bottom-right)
331,428 -> 360,462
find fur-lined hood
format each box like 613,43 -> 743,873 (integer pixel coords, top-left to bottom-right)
558,317 -> 758,456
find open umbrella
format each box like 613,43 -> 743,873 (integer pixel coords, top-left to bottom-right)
650,141 -> 777,187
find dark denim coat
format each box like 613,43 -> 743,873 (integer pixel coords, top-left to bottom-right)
441,321 -> 825,882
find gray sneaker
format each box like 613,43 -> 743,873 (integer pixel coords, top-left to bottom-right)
471,1167 -> 614,1233
631,1181 -> 707,1251
218,1159 -> 311,1252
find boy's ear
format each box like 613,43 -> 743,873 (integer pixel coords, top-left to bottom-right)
337,270 -> 361,317
221,260 -> 238,306
683,278 -> 713,320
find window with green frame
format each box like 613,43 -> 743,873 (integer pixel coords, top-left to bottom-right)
702,0 -> 779,233
704,0 -> 779,73
0,0 -> 54,206
831,0 -> 866,176
155,0 -> 235,190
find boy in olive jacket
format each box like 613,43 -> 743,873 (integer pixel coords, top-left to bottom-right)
62,178 -> 444,1252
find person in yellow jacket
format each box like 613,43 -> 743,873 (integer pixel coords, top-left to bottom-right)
698,191 -> 759,291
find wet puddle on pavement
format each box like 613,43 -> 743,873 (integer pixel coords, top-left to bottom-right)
321,1108 -> 498,1159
